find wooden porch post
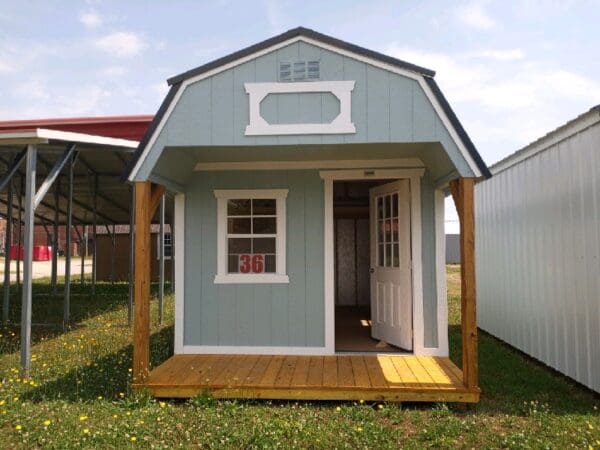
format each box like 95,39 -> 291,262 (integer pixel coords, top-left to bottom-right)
133,181 -> 165,384
449,177 -> 478,390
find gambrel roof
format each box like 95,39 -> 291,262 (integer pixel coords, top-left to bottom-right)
124,27 -> 490,181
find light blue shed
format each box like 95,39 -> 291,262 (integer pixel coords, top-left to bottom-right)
126,27 -> 489,374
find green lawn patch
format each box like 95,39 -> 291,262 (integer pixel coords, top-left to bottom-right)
0,269 -> 598,448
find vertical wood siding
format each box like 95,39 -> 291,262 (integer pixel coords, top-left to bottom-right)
476,122 -> 600,392
136,41 -> 474,180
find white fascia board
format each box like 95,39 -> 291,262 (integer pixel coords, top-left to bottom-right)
36,128 -> 139,148
129,35 -> 482,181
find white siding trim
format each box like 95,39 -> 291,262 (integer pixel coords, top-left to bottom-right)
181,345 -> 329,355
174,193 -> 185,354
323,178 -> 335,354
408,174 -> 425,355
244,81 -> 356,135
319,168 -> 425,181
128,35 -> 482,181
434,189 -> 449,356
195,158 -> 424,171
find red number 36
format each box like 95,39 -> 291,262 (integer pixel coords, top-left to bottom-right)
239,254 -> 264,273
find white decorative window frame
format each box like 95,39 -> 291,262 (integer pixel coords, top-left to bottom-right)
214,189 -> 289,284
156,232 -> 173,260
244,81 -> 356,136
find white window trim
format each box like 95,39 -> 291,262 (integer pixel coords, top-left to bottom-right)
214,189 -> 289,284
156,232 -> 173,260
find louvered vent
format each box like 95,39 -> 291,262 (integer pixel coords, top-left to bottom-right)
279,60 -> 320,81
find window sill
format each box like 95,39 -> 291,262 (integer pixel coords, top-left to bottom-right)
214,274 -> 290,285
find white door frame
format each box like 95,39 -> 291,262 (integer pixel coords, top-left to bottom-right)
320,168 -> 425,355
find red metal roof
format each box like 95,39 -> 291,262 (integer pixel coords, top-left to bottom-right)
0,115 -> 153,141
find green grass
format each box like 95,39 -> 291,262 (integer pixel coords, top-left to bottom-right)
0,268 -> 598,448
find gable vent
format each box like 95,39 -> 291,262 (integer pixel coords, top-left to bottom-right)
279,60 -> 320,82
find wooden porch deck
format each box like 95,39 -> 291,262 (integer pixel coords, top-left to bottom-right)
135,354 -> 480,403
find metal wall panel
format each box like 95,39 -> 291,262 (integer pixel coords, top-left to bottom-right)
476,121 -> 600,392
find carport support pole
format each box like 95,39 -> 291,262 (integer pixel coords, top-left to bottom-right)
16,177 -> 22,289
110,224 -> 116,285
80,226 -> 85,284
3,180 -> 13,323
128,184 -> 135,324
91,175 -> 98,296
51,181 -> 59,294
449,177 -> 478,391
20,145 -> 36,378
158,194 -> 165,325
63,154 -> 74,327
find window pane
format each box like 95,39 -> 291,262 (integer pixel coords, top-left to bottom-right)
253,237 -> 275,253
385,219 -> 392,243
227,199 -> 251,216
228,238 -> 251,254
253,217 -> 276,234
378,220 -> 384,245
392,219 -> 399,243
264,254 -> 276,273
392,193 -> 398,218
377,197 -> 384,219
228,217 -> 251,234
393,243 -> 400,267
228,255 -> 239,273
385,195 -> 392,219
378,244 -> 384,266
252,199 -> 276,215
385,243 -> 392,267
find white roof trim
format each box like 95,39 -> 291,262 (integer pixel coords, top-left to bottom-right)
0,128 -> 139,149
128,35 -> 482,181
491,108 -> 600,175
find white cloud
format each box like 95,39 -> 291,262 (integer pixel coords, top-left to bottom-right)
80,11 -> 102,28
474,48 -> 525,61
95,31 -> 146,57
101,66 -> 128,78
456,2 -> 496,30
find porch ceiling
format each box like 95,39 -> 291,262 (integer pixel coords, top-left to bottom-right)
151,142 -> 459,190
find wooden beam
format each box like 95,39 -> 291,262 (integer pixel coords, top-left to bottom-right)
149,184 -> 166,219
133,181 -> 152,383
450,178 -> 478,390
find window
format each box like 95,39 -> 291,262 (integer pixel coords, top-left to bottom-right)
156,232 -> 172,260
376,192 -> 400,268
279,60 -> 320,82
214,189 -> 289,284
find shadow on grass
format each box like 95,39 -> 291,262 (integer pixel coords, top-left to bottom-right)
448,324 -> 598,415
22,325 -> 174,403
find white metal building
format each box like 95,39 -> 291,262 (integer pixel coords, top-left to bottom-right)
476,105 -> 600,393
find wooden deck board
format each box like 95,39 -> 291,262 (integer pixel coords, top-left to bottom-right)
136,354 -> 479,403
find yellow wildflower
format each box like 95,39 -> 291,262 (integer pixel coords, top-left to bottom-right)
15,424 -> 22,431
335,406 -> 341,412
79,415 -> 88,421
83,428 -> 89,434
130,436 -> 137,442
43,420 -> 51,426
378,404 -> 384,410
159,401 -> 166,408
357,426 -> 363,432
0,400 -> 5,406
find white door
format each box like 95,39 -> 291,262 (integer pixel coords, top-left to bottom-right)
369,180 -> 413,350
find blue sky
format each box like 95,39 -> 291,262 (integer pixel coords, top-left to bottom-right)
1,1 -> 598,202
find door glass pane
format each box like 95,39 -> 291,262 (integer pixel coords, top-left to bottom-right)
228,238 -> 251,254
227,199 -> 251,216
252,199 -> 276,215
385,243 -> 392,267
385,195 -> 392,219
378,220 -> 384,245
253,237 -> 275,253
377,196 -> 384,219
392,218 -> 399,242
228,218 -> 251,234
378,244 -> 384,266
253,217 -> 276,234
385,219 -> 392,243
392,193 -> 398,218
393,243 -> 400,267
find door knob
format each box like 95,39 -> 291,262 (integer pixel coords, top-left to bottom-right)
369,268 -> 375,274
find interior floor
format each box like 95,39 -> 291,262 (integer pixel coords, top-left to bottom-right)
335,306 -> 403,353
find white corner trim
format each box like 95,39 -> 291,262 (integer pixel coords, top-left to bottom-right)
319,168 -> 425,181
195,158 -> 425,171
214,274 -> 289,284
244,80 -> 356,135
434,189 -> 449,356
214,188 -> 288,284
174,193 -> 185,354
181,345 -> 330,355
128,34 -> 482,181
408,175 -> 425,355
323,177 -> 335,354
